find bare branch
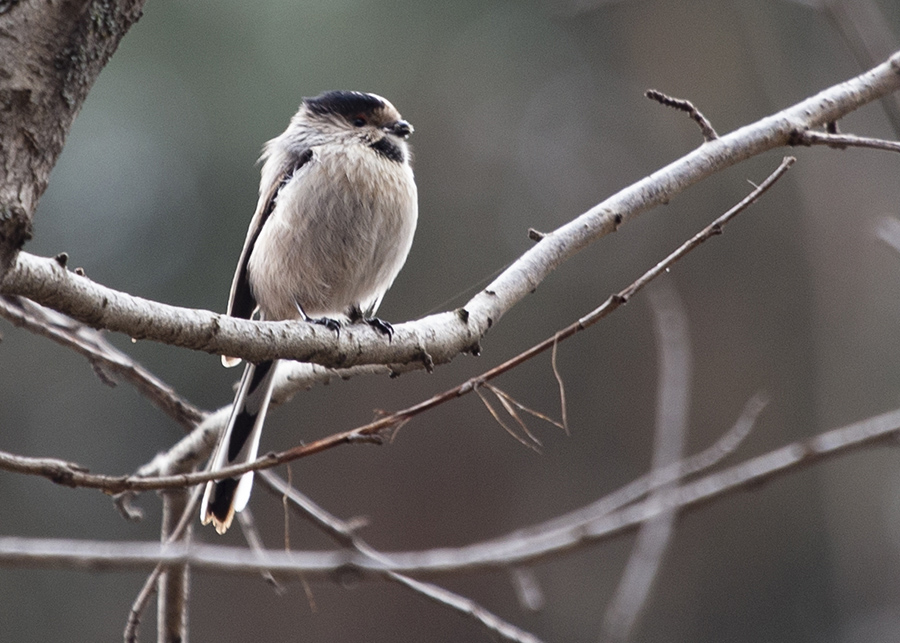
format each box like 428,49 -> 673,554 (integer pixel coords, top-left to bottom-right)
645,89 -> 719,141
2,52 -> 898,369
154,439 -> 197,643
157,490 -> 191,643
128,361 -> 373,481
384,404 -> 900,574
603,282 -> 690,641
0,158 -> 795,494
236,508 -> 283,592
532,393 -> 768,537
384,572 -> 545,643
789,128 -> 900,152
124,576 -> 156,643
0,399 -> 895,581
125,483 -> 204,643
0,295 -> 205,430
550,335 -> 569,434
257,472 -> 545,643
131,152 -> 797,494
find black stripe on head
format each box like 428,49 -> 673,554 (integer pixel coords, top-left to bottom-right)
305,91 -> 386,120
369,137 -> 405,163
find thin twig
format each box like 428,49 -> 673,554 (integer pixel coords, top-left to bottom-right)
789,128 -> 900,152
256,471 -> 545,643
282,465 -> 291,552
483,381 -> 565,450
550,334 -> 569,434
0,295 -> 205,430
0,394 -> 766,581
645,89 -> 719,141
475,385 -> 542,452
124,483 -> 204,643
193,156 -> 792,480
385,571 -> 545,643
491,387 -> 546,446
236,508 -> 282,591
485,382 -> 565,431
124,572 -> 157,643
278,465 -> 316,609
518,393 -> 767,537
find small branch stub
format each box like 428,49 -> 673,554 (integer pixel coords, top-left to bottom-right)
645,89 -> 719,142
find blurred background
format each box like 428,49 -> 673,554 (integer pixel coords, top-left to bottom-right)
3,0 -> 900,640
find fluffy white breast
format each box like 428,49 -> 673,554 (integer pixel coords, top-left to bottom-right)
247,141 -> 417,321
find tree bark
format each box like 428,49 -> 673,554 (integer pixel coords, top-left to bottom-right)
0,0 -> 145,274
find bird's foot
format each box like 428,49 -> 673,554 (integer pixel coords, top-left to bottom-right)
364,317 -> 394,341
309,316 -> 343,334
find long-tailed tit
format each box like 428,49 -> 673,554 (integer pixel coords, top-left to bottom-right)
200,91 -> 418,533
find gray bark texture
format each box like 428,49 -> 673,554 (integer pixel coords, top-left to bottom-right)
0,0 -> 145,274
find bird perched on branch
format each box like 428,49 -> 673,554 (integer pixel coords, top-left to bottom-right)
201,91 -> 418,534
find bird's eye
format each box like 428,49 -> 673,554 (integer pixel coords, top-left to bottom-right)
352,116 -> 367,127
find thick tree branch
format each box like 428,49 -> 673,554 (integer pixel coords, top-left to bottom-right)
0,250 -> 477,370
1,52 -> 898,371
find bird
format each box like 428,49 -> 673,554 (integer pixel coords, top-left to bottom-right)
200,90 -> 418,534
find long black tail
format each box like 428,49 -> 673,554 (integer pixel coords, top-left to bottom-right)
200,359 -> 278,534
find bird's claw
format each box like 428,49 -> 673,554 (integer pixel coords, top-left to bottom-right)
310,316 -> 343,334
365,317 -> 394,341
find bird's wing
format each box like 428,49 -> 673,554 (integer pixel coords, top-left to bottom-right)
227,147 -> 314,320
222,148 -> 313,367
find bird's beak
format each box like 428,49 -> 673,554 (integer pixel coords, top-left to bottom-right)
387,120 -> 413,139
